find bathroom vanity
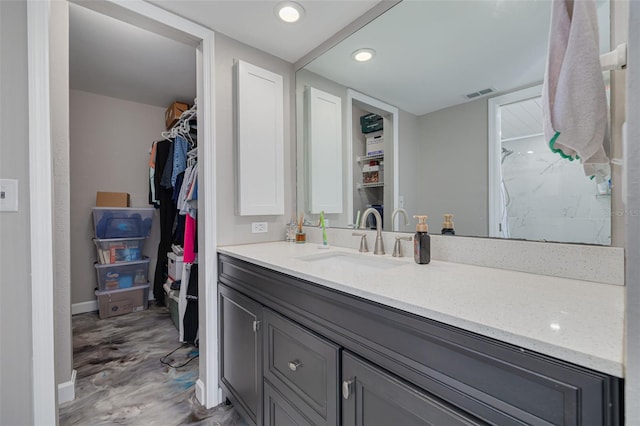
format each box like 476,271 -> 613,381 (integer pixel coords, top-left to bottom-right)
217,243 -> 624,426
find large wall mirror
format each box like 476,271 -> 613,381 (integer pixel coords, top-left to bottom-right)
296,0 -> 616,245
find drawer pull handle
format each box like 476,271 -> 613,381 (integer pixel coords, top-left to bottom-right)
342,379 -> 354,399
252,320 -> 261,333
288,360 -> 303,371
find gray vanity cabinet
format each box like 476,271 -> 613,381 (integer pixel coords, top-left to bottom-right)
218,254 -> 623,426
218,285 -> 263,426
341,351 -> 483,426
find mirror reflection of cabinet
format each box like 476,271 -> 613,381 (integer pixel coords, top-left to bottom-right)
305,87 -> 343,214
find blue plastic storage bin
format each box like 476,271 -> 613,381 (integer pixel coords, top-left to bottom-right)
92,207 -> 154,238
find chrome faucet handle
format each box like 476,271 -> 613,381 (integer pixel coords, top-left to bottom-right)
352,232 -> 369,253
392,236 -> 412,258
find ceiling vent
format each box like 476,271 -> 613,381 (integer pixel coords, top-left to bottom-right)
464,87 -> 496,100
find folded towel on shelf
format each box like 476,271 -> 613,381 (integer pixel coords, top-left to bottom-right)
542,0 -> 609,175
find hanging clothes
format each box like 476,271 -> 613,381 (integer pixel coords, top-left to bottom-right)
148,141 -> 159,207
172,134 -> 188,187
160,141 -> 174,189
153,139 -> 177,305
183,215 -> 197,264
183,263 -> 198,345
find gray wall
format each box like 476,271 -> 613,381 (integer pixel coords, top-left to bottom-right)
69,90 -> 164,304
396,109 -> 420,232
416,97 -> 489,237
0,1 -> 35,424
215,33 -> 295,245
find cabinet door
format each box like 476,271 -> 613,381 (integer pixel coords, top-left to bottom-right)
235,60 -> 284,216
305,86 -> 343,214
264,380 -> 314,426
341,352 -> 483,426
219,284 -> 263,426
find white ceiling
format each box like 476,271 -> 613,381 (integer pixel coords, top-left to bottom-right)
69,1 -> 381,107
69,3 -> 197,107
501,96 -> 543,141
304,0 -> 610,116
146,0 -> 382,63
69,0 -> 609,113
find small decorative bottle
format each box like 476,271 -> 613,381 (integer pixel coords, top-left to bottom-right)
441,214 -> 455,235
413,215 -> 430,264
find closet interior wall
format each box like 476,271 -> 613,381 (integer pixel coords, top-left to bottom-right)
69,90 -> 163,306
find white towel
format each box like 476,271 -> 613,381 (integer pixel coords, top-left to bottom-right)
542,0 -> 610,175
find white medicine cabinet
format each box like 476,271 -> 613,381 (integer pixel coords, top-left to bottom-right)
235,60 -> 284,216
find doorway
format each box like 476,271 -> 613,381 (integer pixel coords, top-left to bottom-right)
27,0 -> 218,421
488,85 -> 612,244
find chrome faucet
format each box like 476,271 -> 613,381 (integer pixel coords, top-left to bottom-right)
391,208 -> 410,232
360,208 -> 385,255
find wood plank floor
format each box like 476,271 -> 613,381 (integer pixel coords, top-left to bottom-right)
59,304 -> 243,425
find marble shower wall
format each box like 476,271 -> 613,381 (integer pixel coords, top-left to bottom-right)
501,135 -> 611,245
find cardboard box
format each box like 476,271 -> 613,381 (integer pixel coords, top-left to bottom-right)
95,284 -> 150,319
366,134 -> 384,156
96,192 -> 130,207
165,101 -> 189,130
168,252 -> 184,281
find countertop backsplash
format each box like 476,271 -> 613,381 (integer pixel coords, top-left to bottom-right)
303,226 -> 624,286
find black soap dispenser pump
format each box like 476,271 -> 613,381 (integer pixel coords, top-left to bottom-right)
413,215 -> 431,264
441,214 -> 455,235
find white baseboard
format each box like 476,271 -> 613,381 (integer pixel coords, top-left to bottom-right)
71,300 -> 97,315
196,379 -> 206,406
57,369 -> 76,404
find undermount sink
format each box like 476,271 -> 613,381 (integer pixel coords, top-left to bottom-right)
297,251 -> 404,270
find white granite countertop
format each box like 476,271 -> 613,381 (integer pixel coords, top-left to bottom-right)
218,242 -> 624,377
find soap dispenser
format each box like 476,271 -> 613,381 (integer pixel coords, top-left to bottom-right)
441,214 -> 455,235
413,215 -> 430,264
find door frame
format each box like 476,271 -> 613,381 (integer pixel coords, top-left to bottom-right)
346,89 -> 399,227
487,85 -> 542,238
27,0 -> 219,421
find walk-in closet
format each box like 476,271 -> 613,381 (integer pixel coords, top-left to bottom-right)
61,3 -> 207,421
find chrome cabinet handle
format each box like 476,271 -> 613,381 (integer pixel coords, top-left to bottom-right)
252,320 -> 261,333
288,360 -> 303,371
342,379 -> 354,399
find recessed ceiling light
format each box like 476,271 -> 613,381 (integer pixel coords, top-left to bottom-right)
275,1 -> 305,23
352,48 -> 376,62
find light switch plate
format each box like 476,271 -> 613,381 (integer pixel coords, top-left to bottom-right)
0,179 -> 18,212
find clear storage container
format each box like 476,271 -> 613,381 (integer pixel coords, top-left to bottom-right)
93,237 -> 146,264
94,258 -> 150,291
92,207 -> 155,239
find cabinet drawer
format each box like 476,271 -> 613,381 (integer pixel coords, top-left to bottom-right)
263,309 -> 339,426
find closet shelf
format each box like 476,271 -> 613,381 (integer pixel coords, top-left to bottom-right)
358,182 -> 384,189
357,153 -> 384,163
